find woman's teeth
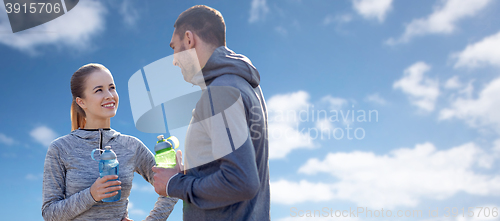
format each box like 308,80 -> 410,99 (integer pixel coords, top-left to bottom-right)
103,103 -> 114,107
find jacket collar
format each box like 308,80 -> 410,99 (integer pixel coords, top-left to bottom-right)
70,128 -> 120,145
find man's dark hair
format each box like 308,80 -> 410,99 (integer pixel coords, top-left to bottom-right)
174,5 -> 226,47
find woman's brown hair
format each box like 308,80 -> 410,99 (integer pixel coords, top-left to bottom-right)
70,63 -> 110,131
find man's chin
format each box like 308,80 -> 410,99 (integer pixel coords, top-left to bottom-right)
181,73 -> 192,83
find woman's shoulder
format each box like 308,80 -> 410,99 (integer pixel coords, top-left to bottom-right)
49,133 -> 75,147
46,133 -> 78,155
114,132 -> 145,147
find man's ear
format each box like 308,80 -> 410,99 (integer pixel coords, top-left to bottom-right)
185,30 -> 195,49
76,97 -> 86,109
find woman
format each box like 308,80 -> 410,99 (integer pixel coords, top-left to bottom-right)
41,64 -> 177,221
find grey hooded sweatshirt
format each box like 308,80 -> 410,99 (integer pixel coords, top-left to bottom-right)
167,46 -> 270,220
42,128 -> 178,221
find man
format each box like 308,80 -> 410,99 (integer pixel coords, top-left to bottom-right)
152,5 -> 270,221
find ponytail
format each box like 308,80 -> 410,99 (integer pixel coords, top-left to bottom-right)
70,63 -> 109,131
71,100 -> 86,131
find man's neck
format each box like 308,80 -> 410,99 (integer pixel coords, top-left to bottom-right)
198,45 -> 218,68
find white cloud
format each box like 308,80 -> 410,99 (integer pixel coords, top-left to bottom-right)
267,91 -> 316,159
439,77 -> 500,133
321,95 -> 348,110
30,126 -> 58,147
394,62 -> 439,112
453,31 -> 500,69
271,179 -> 335,205
119,0 -> 140,27
386,0 -> 492,45
0,0 -> 107,54
271,142 -> 500,208
0,133 -> 15,145
352,0 -> 393,22
25,173 -> 43,181
249,0 -> 269,23
315,118 -> 334,131
444,76 -> 462,89
315,118 -> 335,139
127,201 -> 147,216
365,93 -> 387,105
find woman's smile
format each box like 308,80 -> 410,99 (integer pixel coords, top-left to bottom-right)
102,101 -> 116,109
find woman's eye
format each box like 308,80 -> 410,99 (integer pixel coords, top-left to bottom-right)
95,89 -> 102,93
110,86 -> 116,90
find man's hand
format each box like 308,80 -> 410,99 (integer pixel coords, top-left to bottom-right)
152,150 -> 183,196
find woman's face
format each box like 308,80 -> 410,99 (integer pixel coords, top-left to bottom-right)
77,70 -> 119,121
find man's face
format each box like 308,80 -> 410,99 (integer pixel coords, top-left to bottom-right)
170,30 -> 186,55
170,30 -> 201,84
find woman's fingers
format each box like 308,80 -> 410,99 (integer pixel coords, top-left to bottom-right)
104,185 -> 122,192
98,184 -> 121,194
95,175 -> 118,185
102,191 -> 119,198
101,175 -> 119,182
102,180 -> 121,188
91,176 -> 121,201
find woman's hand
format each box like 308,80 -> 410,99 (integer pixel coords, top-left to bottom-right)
90,175 -> 121,201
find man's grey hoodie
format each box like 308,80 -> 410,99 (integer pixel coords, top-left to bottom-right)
167,46 -> 270,221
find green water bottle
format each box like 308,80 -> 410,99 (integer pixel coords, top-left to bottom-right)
154,135 -> 179,168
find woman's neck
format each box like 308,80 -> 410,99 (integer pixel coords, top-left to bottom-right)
84,117 -> 111,130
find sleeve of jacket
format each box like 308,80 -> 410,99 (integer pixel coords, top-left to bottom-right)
41,141 -> 98,221
167,86 -> 260,209
132,137 -> 178,220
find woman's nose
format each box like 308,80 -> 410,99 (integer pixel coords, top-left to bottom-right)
104,90 -> 114,99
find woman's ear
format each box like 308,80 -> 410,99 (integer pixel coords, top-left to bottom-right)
76,97 -> 86,109
185,30 -> 195,49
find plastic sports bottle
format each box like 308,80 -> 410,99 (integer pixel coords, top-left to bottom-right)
91,146 -> 121,202
154,135 -> 179,168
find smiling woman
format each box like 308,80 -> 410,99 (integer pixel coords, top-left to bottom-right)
41,63 -> 178,221
70,64 -> 118,131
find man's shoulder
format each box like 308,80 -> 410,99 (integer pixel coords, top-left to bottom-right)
209,74 -> 251,89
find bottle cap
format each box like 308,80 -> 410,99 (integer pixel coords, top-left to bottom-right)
157,135 -> 164,141
100,146 -> 117,160
155,138 -> 172,152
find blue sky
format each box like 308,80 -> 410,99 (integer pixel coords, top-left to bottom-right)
1,0 -> 500,220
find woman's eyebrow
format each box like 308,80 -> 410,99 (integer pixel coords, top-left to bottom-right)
93,85 -> 103,90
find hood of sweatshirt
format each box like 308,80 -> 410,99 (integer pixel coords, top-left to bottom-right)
196,46 -> 260,88
70,128 -> 121,147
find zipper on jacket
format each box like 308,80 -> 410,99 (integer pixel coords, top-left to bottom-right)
99,128 -> 103,152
